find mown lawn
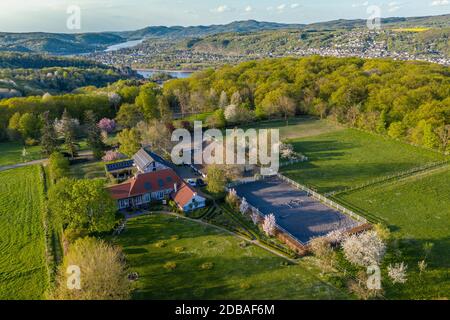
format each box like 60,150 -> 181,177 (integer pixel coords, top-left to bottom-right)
112,214 -> 349,300
282,129 -> 446,193
337,166 -> 450,299
239,117 -> 343,140
0,142 -> 43,167
0,166 -> 49,299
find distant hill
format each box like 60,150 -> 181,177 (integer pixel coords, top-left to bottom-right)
123,20 -> 305,39
0,15 -> 448,55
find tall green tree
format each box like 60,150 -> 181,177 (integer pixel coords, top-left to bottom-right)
115,103 -> 144,129
48,178 -> 117,234
61,109 -> 77,159
53,237 -> 131,300
117,128 -> 141,157
85,110 -> 105,160
40,111 -> 58,156
48,151 -> 70,182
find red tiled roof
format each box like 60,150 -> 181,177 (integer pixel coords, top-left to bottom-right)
107,169 -> 182,200
108,182 -> 132,200
172,182 -> 197,208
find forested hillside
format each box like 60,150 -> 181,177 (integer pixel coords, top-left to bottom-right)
0,53 -> 138,98
163,56 -> 449,152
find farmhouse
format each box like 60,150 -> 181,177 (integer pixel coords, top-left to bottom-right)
107,168 -> 206,212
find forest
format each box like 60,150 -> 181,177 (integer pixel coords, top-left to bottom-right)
0,56 -> 448,152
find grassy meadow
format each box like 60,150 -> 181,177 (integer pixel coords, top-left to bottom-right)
0,166 -> 49,299
0,142 -> 43,167
113,214 -> 349,300
281,128 -> 446,193
337,166 -> 450,299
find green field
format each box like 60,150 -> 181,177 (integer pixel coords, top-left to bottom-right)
240,117 -> 343,140
282,129 -> 446,193
0,142 -> 43,167
113,214 -> 349,300
337,166 -> 450,299
0,166 -> 49,299
0,140 -> 91,168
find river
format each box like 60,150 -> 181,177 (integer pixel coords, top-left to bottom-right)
104,39 -> 145,52
136,69 -> 194,79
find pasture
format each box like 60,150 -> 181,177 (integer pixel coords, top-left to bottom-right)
113,214 -> 349,300
0,166 -> 49,299
0,142 -> 43,167
337,166 -> 450,299
239,117 -> 343,140
281,129 -> 446,193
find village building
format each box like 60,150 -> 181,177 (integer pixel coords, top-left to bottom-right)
106,148 -> 206,212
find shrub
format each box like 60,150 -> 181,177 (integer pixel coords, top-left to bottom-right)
174,247 -> 185,253
155,241 -> 167,248
200,262 -> 214,270
164,261 -> 177,271
25,138 -> 39,146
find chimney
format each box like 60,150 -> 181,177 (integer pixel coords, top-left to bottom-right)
174,183 -> 178,193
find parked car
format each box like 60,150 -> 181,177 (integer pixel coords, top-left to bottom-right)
187,179 -> 197,187
196,179 -> 206,187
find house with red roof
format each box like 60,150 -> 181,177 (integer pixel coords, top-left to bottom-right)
107,168 -> 206,212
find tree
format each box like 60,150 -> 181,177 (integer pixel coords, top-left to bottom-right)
262,214 -> 276,237
206,109 -> 226,129
137,120 -> 172,155
108,92 -> 122,112
342,231 -> 386,267
435,125 -> 450,153
135,84 -> 161,121
206,165 -> 227,194
239,198 -> 250,215
230,91 -> 242,106
18,113 -> 41,140
98,118 -> 116,134
53,237 -> 131,300
102,150 -> 125,162
388,122 -> 405,139
278,96 -> 296,126
48,152 -> 70,182
7,112 -> 22,141
218,91 -> 229,108
387,262 -> 408,284
85,110 -> 105,160
117,128 -> 141,157
48,178 -> 117,233
115,104 -> 144,129
309,237 -> 336,270
40,111 -> 58,156
60,109 -> 78,159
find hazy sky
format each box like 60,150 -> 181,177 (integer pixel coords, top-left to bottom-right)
0,0 -> 448,33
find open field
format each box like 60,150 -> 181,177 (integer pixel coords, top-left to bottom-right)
0,166 -> 49,299
113,214 -> 349,300
237,117 -> 343,140
0,140 -> 91,168
337,166 -> 450,299
0,142 -> 43,167
282,129 -> 446,193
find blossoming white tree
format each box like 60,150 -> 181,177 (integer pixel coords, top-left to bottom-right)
388,262 -> 408,284
262,214 -> 276,237
326,230 -> 346,246
251,211 -> 260,225
280,143 -> 296,160
239,198 -> 250,215
342,231 -> 386,267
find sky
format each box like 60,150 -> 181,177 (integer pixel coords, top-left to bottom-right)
0,0 -> 448,33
